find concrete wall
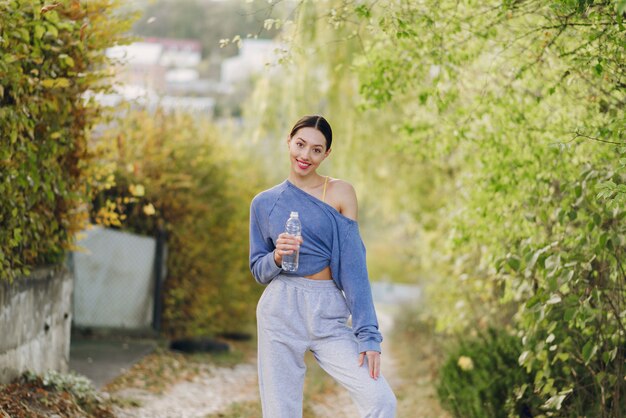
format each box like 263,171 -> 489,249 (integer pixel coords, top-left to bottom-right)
0,266 -> 73,384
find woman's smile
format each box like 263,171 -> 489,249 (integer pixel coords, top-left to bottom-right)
296,159 -> 312,170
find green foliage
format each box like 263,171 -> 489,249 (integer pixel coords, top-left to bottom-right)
345,0 -> 625,414
0,0 -> 134,282
245,0 -> 625,414
503,162 -> 626,415
437,329 -> 536,418
93,110 -> 266,338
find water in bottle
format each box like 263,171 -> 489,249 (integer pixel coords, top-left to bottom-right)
282,211 -> 301,272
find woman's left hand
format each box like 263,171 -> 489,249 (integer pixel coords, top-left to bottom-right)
358,351 -> 380,380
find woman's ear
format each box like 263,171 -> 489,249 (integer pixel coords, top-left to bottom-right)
324,147 -> 332,158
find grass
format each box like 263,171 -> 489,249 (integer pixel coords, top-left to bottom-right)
202,398 -> 330,418
205,400 -> 262,418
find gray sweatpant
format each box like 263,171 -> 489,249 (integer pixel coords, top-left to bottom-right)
256,274 -> 397,418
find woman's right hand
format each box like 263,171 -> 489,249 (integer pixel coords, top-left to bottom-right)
273,233 -> 303,267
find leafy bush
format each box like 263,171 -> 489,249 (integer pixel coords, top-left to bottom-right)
335,0 -> 626,414
14,370 -> 114,416
437,328 -> 536,418
506,163 -> 626,416
24,370 -> 96,401
92,110 -> 267,337
0,0 -> 133,281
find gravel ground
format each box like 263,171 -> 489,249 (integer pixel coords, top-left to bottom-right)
111,304 -> 409,418
112,362 -> 258,418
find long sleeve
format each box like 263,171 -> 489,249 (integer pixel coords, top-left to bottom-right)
250,181 -> 385,353
249,199 -> 282,285
338,224 -> 383,353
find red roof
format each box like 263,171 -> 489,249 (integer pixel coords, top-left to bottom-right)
144,37 -> 202,52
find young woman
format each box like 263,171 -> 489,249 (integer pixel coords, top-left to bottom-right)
249,115 -> 397,417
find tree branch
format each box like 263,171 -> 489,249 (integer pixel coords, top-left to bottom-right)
570,130 -> 625,145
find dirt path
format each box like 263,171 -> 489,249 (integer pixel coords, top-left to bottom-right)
110,301 -> 442,418
112,362 -> 258,418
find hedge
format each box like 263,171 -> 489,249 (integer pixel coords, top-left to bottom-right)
0,0 -> 133,281
92,110 -> 267,337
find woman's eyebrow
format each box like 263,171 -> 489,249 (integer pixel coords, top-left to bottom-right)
296,137 -> 324,148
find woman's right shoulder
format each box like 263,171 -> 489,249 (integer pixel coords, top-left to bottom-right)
251,182 -> 286,208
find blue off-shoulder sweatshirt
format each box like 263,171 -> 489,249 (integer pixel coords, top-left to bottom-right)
249,179 -> 382,353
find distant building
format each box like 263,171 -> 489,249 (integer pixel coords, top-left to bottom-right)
103,37 -> 213,116
145,37 -> 202,68
106,42 -> 165,91
221,39 -> 281,86
160,96 -> 215,114
106,37 -> 203,93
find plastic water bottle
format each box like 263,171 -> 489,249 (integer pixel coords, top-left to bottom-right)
282,211 -> 301,272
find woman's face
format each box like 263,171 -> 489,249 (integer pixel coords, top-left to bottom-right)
287,127 -> 331,175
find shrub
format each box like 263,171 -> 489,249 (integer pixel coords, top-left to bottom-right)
24,370 -> 96,401
0,0 -> 133,281
92,109 -> 267,337
437,328 -> 537,418
2,370 -> 115,416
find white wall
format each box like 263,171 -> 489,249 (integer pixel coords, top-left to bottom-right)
72,227 -> 158,330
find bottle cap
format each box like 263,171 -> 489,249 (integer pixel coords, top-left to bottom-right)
290,211 -> 299,218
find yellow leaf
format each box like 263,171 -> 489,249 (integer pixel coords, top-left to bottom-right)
129,184 -> 145,197
41,78 -> 70,88
457,356 -> 474,371
143,203 -> 156,216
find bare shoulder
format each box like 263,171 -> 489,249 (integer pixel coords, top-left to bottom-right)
328,178 -> 358,221
329,178 -> 357,200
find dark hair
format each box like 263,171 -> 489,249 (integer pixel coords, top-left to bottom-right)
289,115 -> 333,150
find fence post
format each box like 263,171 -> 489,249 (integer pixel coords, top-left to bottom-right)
152,227 -> 167,332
